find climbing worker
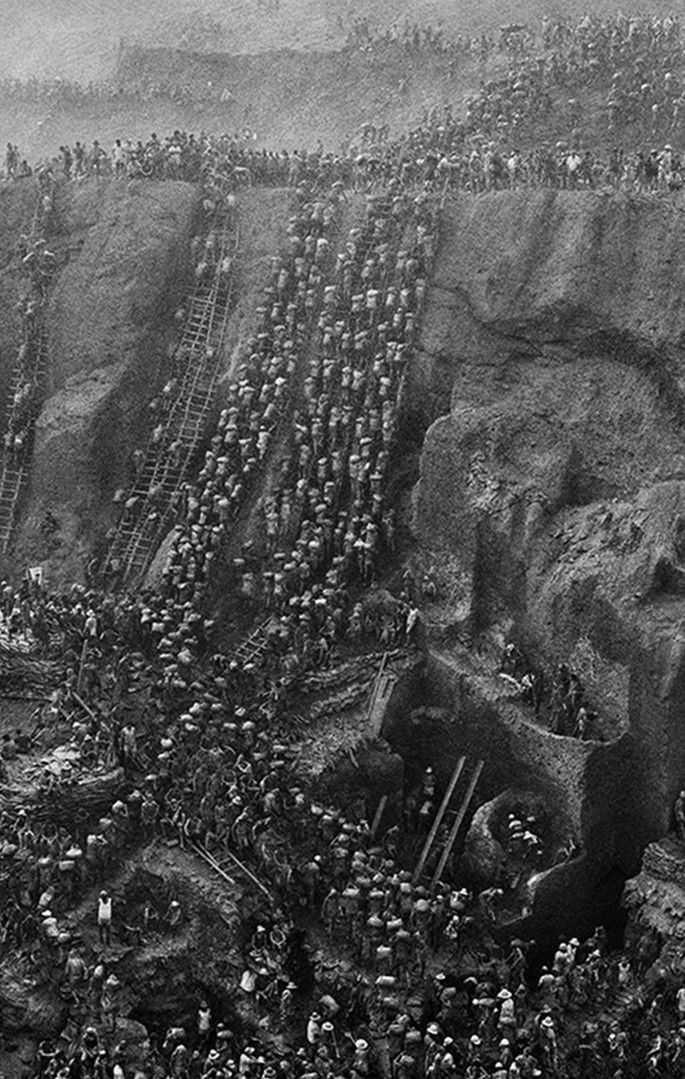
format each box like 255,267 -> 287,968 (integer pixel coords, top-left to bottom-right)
97,889 -> 113,947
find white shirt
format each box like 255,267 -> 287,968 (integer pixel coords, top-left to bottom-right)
97,897 -> 112,924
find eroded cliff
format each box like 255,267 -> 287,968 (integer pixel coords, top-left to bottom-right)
10,178 -> 200,582
0,180 -> 294,585
409,190 -> 685,906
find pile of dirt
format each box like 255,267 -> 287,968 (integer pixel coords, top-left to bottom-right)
641,836 -> 685,885
0,965 -> 65,1039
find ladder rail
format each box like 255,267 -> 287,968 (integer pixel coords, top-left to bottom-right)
413,756 -> 466,884
103,212 -> 240,583
431,759 -> 484,887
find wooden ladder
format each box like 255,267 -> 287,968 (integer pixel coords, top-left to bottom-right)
431,758 -> 484,887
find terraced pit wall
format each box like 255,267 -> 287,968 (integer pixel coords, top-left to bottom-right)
385,188 -> 685,941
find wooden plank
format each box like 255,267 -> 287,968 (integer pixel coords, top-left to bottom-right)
192,841 -> 272,901
365,651 -> 389,722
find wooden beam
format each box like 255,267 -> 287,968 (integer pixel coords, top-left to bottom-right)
192,841 -> 273,902
366,652 -> 389,718
75,637 -> 89,695
72,691 -> 98,723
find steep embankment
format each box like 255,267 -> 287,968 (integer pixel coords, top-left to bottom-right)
5,181 -> 295,585
0,180 -> 41,424
11,179 -> 199,582
408,189 -> 685,912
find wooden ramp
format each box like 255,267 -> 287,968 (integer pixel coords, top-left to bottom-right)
366,653 -> 398,735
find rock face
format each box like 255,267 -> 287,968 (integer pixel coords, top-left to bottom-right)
15,178 -> 199,584
408,189 -> 685,906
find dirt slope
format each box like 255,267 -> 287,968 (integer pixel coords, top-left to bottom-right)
11,179 -> 199,583
4,181 -> 295,587
409,189 -> 685,877
0,180 -> 39,419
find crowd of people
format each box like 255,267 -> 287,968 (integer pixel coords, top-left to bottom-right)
153,178 -> 432,679
4,127 -> 685,207
1,168 -> 57,465
102,171 -> 240,585
341,16 -> 507,69
500,647 -> 604,742
0,166 -> 674,1079
0,75 -> 231,108
4,16 -> 685,197
0,147 -> 595,1079
145,181 -> 344,606
3,12 -> 685,1079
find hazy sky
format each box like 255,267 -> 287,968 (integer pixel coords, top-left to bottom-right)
1,0 -> 676,82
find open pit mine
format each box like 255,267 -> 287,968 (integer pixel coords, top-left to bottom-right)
3,8 -> 685,1079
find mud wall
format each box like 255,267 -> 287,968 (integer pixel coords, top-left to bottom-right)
4,179 -> 198,583
1,179 -> 293,587
381,652 -> 636,946
392,654 -> 634,863
0,180 -> 39,429
508,855 -> 629,955
404,188 -> 685,873
405,189 -> 685,436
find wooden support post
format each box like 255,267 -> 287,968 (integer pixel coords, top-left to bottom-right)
413,756 -> 466,884
76,637 -> 89,695
366,651 -> 390,726
431,759 -> 484,888
72,691 -> 98,724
